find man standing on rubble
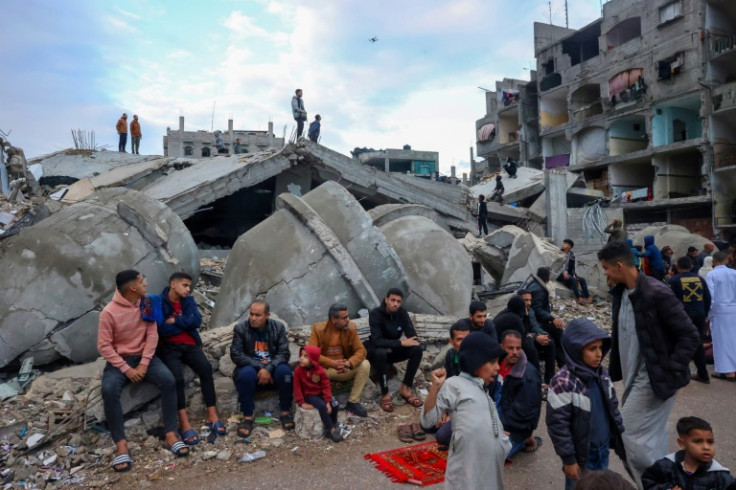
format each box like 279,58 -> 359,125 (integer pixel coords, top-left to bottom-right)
130,115 -> 142,155
598,240 -> 699,488
116,113 -> 128,152
98,270 -> 189,473
292,89 -> 307,138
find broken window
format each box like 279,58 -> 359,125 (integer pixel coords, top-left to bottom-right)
202,147 -> 211,157
658,52 -> 684,80
543,59 -> 555,75
659,1 -> 683,25
606,17 -> 641,49
184,146 -> 193,156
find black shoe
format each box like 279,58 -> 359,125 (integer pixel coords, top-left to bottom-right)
691,373 -> 710,384
327,428 -> 343,442
345,401 -> 368,417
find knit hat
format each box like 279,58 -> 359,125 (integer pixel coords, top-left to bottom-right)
459,331 -> 506,375
506,296 -> 526,317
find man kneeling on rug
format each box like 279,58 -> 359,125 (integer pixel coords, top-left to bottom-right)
420,332 -> 511,489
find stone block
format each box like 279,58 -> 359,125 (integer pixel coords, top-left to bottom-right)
501,232 -> 566,286
49,311 -> 101,364
294,405 -> 324,440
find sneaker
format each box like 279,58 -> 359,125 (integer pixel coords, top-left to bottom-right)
327,427 -> 343,442
345,401 -> 368,417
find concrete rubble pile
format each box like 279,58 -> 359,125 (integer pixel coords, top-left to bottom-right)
0,188 -> 199,370
210,181 -> 472,328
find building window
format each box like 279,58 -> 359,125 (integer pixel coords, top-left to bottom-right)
184,146 -> 193,156
202,147 -> 211,157
658,52 -> 684,80
659,1 -> 683,25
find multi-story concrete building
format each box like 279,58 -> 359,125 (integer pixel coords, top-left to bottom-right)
474,78 -> 542,182
353,146 -> 440,179
473,0 -> 736,240
163,117 -> 284,158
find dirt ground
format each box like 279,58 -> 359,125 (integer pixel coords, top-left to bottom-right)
103,375 -> 736,490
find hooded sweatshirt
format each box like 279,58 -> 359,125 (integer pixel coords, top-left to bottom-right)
625,238 -> 640,268
638,235 -> 665,272
97,290 -> 158,373
546,319 -> 625,467
493,296 -> 527,342
293,345 -> 333,405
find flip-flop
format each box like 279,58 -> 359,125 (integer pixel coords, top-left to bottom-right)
180,428 -> 200,445
163,441 -> 190,457
111,453 -> 133,473
523,436 -> 543,453
280,413 -> 295,431
238,419 -> 254,438
205,420 -> 227,436
398,424 -> 413,443
381,397 -> 394,412
410,423 -> 426,441
712,373 -> 736,382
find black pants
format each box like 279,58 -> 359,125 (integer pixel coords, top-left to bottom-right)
522,336 -> 539,371
541,321 -> 565,369
534,338 -> 557,384
296,119 -> 305,138
366,344 -> 423,395
687,310 -> 710,379
158,342 -> 217,410
651,269 -> 666,281
478,216 -> 488,236
304,395 -> 338,432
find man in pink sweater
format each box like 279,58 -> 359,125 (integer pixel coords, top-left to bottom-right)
98,270 -> 188,472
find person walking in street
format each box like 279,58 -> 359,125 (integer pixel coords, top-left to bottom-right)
598,241 -> 699,489
130,115 -> 142,154
291,89 -> 307,138
705,251 -> 736,381
116,113 -> 128,152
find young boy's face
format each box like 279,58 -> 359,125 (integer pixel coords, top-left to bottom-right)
170,278 -> 191,299
299,351 -> 312,368
678,429 -> 715,464
582,340 -> 603,369
474,359 -> 500,386
450,330 -> 469,352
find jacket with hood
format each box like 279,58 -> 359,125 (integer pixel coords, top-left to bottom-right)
97,290 -> 158,374
230,317 -> 290,375
609,271 -> 699,400
156,287 -> 203,345
626,239 -> 640,268
293,346 -> 333,405
641,451 -> 735,490
526,275 -> 555,324
637,236 -> 665,272
493,296 -> 527,342
308,319 -> 367,370
367,302 -> 417,349
546,319 -> 625,468
499,351 -> 542,439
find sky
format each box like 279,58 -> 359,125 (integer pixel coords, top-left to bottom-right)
1,0 -> 604,175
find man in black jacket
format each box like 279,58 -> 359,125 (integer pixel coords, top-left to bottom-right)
598,241 -> 700,488
527,267 -> 566,369
230,300 -> 293,438
366,288 -> 424,412
449,301 -> 497,339
518,289 -> 556,385
499,330 -> 542,462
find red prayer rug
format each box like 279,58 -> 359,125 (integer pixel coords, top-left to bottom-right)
364,441 -> 448,486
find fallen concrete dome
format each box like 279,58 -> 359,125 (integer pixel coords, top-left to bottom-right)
0,188 -> 199,368
211,181 -> 472,327
632,224 -> 712,260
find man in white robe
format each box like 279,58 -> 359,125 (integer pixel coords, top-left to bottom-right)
706,251 -> 736,380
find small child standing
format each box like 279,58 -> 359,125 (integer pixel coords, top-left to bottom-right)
642,416 -> 734,490
293,346 -> 342,442
546,319 -> 625,490
421,332 -> 511,489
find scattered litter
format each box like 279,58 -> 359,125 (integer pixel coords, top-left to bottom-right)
25,433 -> 45,449
269,429 -> 285,439
291,446 -> 299,452
238,450 -> 266,463
254,416 -> 272,425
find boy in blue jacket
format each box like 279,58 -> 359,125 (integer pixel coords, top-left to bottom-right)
547,319 -> 626,489
156,272 -> 224,444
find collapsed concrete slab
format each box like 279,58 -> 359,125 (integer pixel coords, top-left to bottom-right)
501,231 -> 566,285
632,224 -> 713,260
211,182 -> 472,328
33,149 -> 163,186
368,204 -> 445,229
470,167 -> 545,203
0,188 -> 199,368
461,233 -> 507,280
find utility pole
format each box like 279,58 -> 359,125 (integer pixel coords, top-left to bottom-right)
565,0 -> 569,28
549,1 -> 552,24
211,101 -> 216,131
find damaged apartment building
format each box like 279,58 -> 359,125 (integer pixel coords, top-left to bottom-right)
474,0 -> 736,242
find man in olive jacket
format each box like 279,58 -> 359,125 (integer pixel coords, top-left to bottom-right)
598,240 -> 699,489
308,303 -> 370,417
230,300 -> 293,437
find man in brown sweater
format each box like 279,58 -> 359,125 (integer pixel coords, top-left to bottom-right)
308,303 -> 370,417
116,113 -> 128,152
130,115 -> 142,154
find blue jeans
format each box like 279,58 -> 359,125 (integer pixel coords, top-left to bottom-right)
508,432 -> 528,459
118,133 -> 127,152
563,275 -> 590,299
304,395 -> 338,432
234,364 -> 293,417
101,355 -> 178,443
564,442 -> 609,490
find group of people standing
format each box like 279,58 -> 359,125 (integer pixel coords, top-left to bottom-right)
291,89 -> 321,142
115,113 -> 142,154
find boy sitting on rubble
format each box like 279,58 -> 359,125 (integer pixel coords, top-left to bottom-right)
489,175 -> 505,204
293,346 -> 342,442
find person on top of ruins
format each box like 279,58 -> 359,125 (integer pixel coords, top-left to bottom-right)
116,113 -> 128,152
130,115 -> 142,155
489,174 -> 505,204
476,194 -> 489,237
558,239 -> 593,305
292,89 -> 307,138
503,156 -> 518,179
604,219 -> 626,242
365,288 -> 424,412
308,114 -> 321,142
527,266 -> 567,372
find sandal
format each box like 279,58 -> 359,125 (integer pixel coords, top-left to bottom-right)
206,420 -> 227,436
398,424 -> 413,443
523,436 -> 543,453
111,453 -> 133,473
180,428 -> 200,446
237,418 -> 254,438
712,373 -> 736,382
410,423 -> 426,441
280,413 -> 295,431
381,396 -> 394,412
401,392 -> 424,408
163,440 -> 189,457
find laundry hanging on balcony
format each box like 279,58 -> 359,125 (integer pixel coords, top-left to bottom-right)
477,123 -> 495,142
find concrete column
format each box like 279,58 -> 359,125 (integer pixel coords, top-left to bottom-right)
384,156 -> 390,173
228,119 -> 234,152
451,166 -> 456,178
469,147 -> 475,185
462,172 -> 467,183
546,168 -> 568,244
179,116 -> 184,131
268,121 -> 274,139
179,116 -> 185,158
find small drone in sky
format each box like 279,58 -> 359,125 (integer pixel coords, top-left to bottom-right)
369,36 -> 379,43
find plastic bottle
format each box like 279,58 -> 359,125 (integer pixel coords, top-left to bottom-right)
239,450 -> 266,463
